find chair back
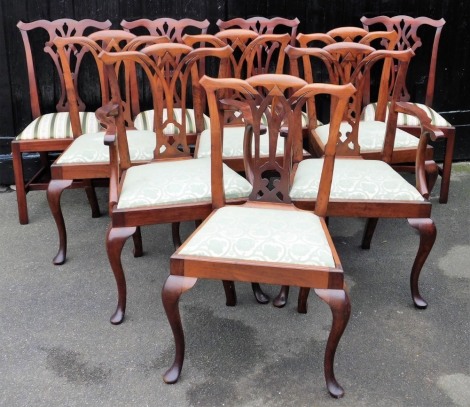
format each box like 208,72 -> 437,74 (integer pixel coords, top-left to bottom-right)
121,17 -> 210,42
100,44 -> 233,167
361,15 -> 445,106
216,16 -> 300,45
17,19 -> 111,119
287,43 -> 414,161
201,74 -> 355,216
53,30 -> 142,138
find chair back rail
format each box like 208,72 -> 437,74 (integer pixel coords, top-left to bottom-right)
17,19 -> 112,118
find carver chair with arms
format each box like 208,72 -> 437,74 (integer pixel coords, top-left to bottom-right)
360,15 -> 452,203
161,73 -> 355,398
12,18 -> 111,224
47,31 -> 170,265
99,43 -> 252,325
295,29 -> 436,169
273,43 -> 440,310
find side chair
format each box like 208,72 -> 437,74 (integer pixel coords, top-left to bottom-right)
161,73 -> 355,398
99,43 -> 252,325
12,18 -> 111,224
361,15 -> 453,203
47,31 -> 170,265
273,43 -> 441,310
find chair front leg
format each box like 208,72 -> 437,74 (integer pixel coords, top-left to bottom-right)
106,225 -> 137,325
47,179 -> 73,265
407,218 -> 437,309
314,287 -> 351,398
162,275 -> 198,384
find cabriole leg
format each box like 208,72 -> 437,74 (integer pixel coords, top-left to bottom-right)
314,287 -> 351,398
106,225 -> 136,324
408,218 -> 437,308
162,275 -> 198,384
47,179 -> 73,265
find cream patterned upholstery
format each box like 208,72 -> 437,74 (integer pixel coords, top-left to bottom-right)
195,126 -> 287,159
16,111 -> 102,140
290,158 -> 425,201
361,102 -> 452,127
315,121 -> 420,152
196,109 -> 314,158
56,130 -> 156,164
117,157 -> 252,209
179,205 -> 335,267
133,108 -> 210,133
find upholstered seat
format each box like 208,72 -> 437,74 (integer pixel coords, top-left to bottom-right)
56,130 -> 156,164
117,158 -> 252,209
16,111 -> 102,141
290,158 -> 425,201
362,102 -> 452,127
179,205 -> 335,266
314,121 -> 420,152
196,126 -> 284,158
196,112 -> 312,159
133,108 -> 210,133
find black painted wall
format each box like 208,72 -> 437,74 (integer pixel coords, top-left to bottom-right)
0,0 -> 469,184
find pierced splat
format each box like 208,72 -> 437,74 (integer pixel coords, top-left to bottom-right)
216,16 -> 300,45
18,19 -> 111,117
361,15 -> 445,105
121,18 -> 210,43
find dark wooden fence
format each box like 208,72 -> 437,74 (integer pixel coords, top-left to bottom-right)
0,0 -> 468,184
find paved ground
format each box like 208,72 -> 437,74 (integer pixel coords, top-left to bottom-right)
1,163 -> 469,407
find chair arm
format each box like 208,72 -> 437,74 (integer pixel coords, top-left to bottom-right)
96,102 -> 120,145
394,102 -> 445,198
394,102 -> 445,142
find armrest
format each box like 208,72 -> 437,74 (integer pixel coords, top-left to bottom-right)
394,102 -> 445,198
95,102 -> 119,145
394,102 -> 445,142
96,102 -> 120,211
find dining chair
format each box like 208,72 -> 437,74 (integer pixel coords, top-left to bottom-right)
12,18 -> 111,224
161,73 -> 354,398
47,31 -> 170,265
272,43 -> 441,310
99,43 -> 252,325
360,15 -> 453,203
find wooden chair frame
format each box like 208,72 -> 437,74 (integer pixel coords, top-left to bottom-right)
47,32 -> 170,265
162,73 -> 355,398
99,44 -> 251,325
361,15 -> 453,203
275,43 -> 441,310
12,18 -> 111,224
